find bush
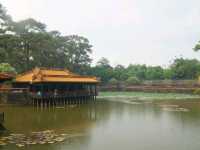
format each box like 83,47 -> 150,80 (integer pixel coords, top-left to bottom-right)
193,88 -> 200,95
0,63 -> 16,74
126,76 -> 141,85
108,78 -> 118,85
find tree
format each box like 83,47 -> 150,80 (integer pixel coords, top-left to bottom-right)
0,4 -> 19,71
109,78 -> 118,85
145,66 -> 164,80
0,8 -> 94,73
163,68 -> 173,79
11,19 -> 53,72
59,35 -> 93,74
194,41 -> 200,51
0,3 -> 93,75
90,58 -> 113,83
127,64 -> 147,80
0,17 -> 53,72
113,65 -> 128,81
96,57 -> 111,68
0,3 -> 13,34
126,76 -> 141,85
169,58 -> 200,79
0,63 -> 16,73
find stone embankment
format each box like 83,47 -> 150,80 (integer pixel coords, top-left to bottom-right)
99,80 -> 200,93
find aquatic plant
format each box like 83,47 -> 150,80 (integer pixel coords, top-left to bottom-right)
0,130 -> 84,148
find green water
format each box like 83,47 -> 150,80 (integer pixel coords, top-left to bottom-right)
1,92 -> 200,150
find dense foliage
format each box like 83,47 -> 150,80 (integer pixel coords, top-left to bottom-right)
126,76 -> 141,85
88,58 -> 200,84
0,3 -> 200,84
170,58 -> 200,79
0,4 -> 92,74
0,63 -> 16,73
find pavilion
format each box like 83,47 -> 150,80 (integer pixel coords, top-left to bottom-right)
14,67 -> 99,106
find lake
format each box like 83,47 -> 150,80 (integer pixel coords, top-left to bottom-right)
1,92 -> 200,150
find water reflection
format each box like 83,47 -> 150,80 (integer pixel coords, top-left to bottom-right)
0,99 -> 200,149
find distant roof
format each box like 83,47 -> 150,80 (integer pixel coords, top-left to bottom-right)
15,67 -> 99,83
0,73 -> 14,80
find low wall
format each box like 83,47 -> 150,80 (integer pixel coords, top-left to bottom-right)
0,91 -> 30,105
99,80 -> 200,93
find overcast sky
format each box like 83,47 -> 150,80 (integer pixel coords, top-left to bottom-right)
1,0 -> 200,67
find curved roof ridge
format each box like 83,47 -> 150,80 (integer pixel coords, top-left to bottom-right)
32,67 -> 43,81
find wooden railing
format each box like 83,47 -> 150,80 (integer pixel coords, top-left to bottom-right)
30,90 -> 97,99
0,88 -> 29,92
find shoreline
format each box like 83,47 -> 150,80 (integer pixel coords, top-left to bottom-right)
98,91 -> 200,101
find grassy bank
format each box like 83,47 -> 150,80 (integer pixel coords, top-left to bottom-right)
98,91 -> 200,100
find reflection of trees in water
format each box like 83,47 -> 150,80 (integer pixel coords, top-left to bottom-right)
88,101 -> 113,122
0,101 -> 114,134
98,99 -> 200,129
105,100 -> 163,119
3,100 -> 200,133
0,102 -> 114,150
2,100 -> 200,150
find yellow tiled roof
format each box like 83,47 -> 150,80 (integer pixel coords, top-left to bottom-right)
15,67 -> 99,83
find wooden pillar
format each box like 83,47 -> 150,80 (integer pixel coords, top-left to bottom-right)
95,84 -> 97,101
90,84 -> 92,97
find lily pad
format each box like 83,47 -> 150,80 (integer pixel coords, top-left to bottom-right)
0,142 -> 7,146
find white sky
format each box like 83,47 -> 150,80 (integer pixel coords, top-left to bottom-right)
1,0 -> 200,67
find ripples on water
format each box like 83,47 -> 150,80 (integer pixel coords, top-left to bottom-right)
1,94 -> 200,150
